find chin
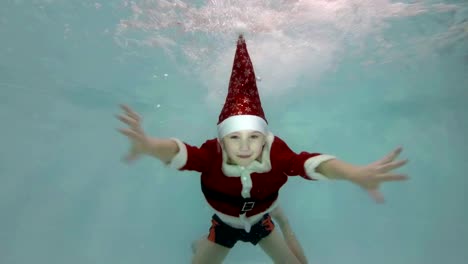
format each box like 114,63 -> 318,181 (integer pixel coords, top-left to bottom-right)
233,159 -> 253,166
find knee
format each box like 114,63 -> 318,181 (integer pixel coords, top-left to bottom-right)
191,252 -> 210,264
191,252 -> 225,264
273,255 -> 302,264
191,256 -> 202,264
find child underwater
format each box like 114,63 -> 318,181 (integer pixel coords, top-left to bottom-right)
117,34 -> 409,264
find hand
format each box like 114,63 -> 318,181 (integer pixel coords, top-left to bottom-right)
116,104 -> 150,163
349,147 -> 409,203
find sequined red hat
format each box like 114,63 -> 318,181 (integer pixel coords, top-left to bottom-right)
217,34 -> 268,138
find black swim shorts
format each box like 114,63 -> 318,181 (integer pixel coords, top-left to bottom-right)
207,213 -> 275,248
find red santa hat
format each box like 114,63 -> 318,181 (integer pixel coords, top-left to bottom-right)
217,34 -> 268,139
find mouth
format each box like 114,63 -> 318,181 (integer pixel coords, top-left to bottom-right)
237,155 -> 252,159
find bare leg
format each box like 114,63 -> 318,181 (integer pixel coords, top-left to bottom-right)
191,237 -> 231,264
191,236 -> 205,254
258,228 -> 302,264
270,206 -> 308,264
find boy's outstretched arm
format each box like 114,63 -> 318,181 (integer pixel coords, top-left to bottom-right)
316,147 -> 409,203
117,104 -> 179,164
144,137 -> 180,164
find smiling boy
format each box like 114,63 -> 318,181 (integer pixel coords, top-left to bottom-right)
117,34 -> 408,264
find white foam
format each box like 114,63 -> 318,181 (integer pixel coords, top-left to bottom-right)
114,0 -> 465,104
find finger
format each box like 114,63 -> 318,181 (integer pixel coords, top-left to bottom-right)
378,173 -> 408,182
123,152 -> 139,164
377,159 -> 408,172
368,189 -> 385,204
117,128 -> 143,141
116,114 -> 139,130
374,146 -> 403,166
120,104 -> 141,122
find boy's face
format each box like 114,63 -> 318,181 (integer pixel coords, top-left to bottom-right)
221,130 -> 266,167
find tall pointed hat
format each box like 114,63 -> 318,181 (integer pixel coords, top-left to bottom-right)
217,34 -> 268,138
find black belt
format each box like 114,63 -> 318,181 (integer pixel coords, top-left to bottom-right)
201,184 -> 278,213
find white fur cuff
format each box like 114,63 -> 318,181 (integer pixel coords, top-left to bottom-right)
304,155 -> 337,180
167,138 -> 188,170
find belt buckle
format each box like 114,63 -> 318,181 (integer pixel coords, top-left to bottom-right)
241,201 -> 255,212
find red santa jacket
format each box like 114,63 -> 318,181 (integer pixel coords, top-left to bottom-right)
169,132 -> 335,218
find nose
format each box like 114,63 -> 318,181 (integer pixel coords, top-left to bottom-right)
239,139 -> 250,152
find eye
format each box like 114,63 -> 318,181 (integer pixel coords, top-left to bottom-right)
250,135 -> 259,139
230,135 -> 239,139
